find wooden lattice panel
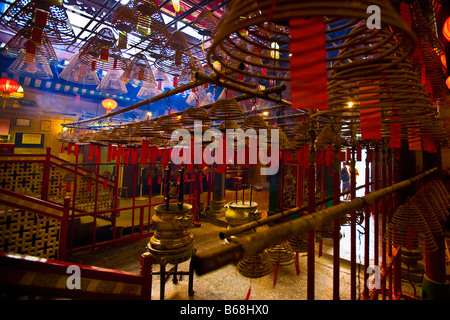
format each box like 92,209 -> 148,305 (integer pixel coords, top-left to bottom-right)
0,162 -> 43,197
48,166 -> 114,213
0,208 -> 61,259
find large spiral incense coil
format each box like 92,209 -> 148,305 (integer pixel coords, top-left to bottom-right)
413,192 -> 443,234
177,57 -> 205,87
153,31 -> 194,77
77,28 -> 127,72
192,10 -> 217,36
241,115 -> 268,131
180,107 -> 209,125
132,120 -> 165,139
267,241 -> 295,266
208,98 -> 245,121
121,53 -> 156,86
424,184 -> 449,219
155,113 -> 183,135
206,0 -> 414,89
315,124 -> 343,150
288,234 -> 307,253
0,26 -> 58,64
0,0 -> 76,44
268,126 -> 293,151
423,189 -> 447,224
384,201 -> 437,253
59,52 -> 100,85
236,250 -> 273,279
218,119 -> 240,131
428,181 -> 450,210
134,0 -> 171,59
315,55 -> 439,141
292,121 -> 310,148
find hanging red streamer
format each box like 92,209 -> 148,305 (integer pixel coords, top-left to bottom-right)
359,83 -> 382,140
289,18 -> 328,110
295,252 -> 300,276
140,139 -> 149,165
67,143 -> 72,155
88,144 -> 95,160
74,144 -> 79,157
245,280 -> 252,300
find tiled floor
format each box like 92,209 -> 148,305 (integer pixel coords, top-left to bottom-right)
67,187 -> 426,300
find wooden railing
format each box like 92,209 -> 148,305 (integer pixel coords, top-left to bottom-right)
0,251 -> 153,300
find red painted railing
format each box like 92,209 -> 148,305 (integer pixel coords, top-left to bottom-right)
0,251 -> 153,299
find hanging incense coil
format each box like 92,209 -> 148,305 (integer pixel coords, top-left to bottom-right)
206,0 -> 414,88
413,192 -> 443,234
218,119 -> 240,131
384,201 -> 437,253
267,241 -> 295,266
0,0 -> 76,44
192,10 -> 217,36
121,53 -> 156,86
77,28 -> 127,72
268,126 -> 293,151
155,114 -> 183,134
153,31 -> 195,76
241,115 -> 268,131
59,52 -> 100,85
428,181 -> 450,210
111,3 -> 138,34
180,107 -> 209,125
208,99 -> 245,120
133,0 -> 170,58
176,57 -> 205,87
132,120 -> 162,138
0,26 -> 58,64
292,121 -> 310,148
237,250 -> 273,279
424,185 -> 449,218
422,189 -> 447,224
315,124 -> 343,150
287,234 -> 307,253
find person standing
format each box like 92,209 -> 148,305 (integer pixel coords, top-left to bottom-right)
341,162 -> 351,200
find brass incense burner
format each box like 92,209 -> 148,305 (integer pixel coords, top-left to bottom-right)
147,163 -> 194,264
225,185 -> 272,278
148,202 -> 194,264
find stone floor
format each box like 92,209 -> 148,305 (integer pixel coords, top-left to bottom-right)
66,188 -> 426,300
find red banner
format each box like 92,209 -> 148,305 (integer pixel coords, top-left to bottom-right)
289,18 -> 328,110
359,84 -> 382,140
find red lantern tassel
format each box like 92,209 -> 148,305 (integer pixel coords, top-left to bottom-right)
60,142 -> 65,153
103,179 -> 108,190
74,144 -> 79,157
67,143 -> 72,155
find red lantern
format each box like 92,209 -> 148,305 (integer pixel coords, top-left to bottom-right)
443,17 -> 450,42
102,98 -> 118,114
446,76 -> 450,90
0,78 -> 20,109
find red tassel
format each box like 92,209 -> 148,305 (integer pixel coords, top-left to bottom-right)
103,179 -> 108,189
273,262 -> 279,288
87,181 -> 92,192
74,144 -> 79,157
60,142 -> 65,153
359,83 -> 382,140
131,148 -> 139,165
356,147 -> 362,161
67,143 -> 72,155
88,144 -> 95,160
295,252 -> 300,276
158,176 -> 161,184
65,183 -> 71,192
245,280 -> 252,300
140,139 -> 149,165
95,146 -> 101,164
